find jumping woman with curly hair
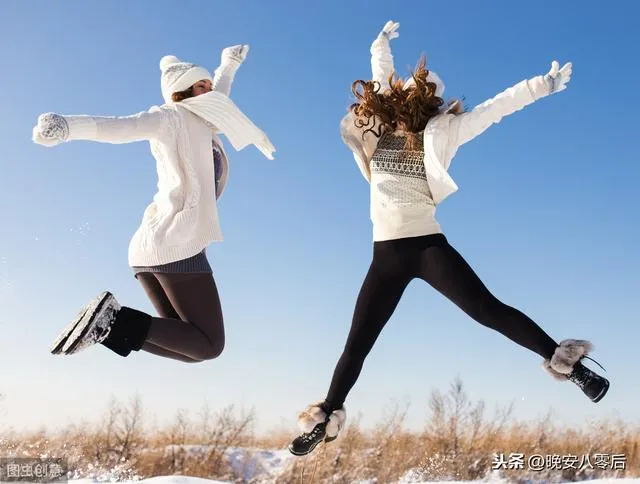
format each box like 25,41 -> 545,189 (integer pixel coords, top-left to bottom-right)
289,21 -> 609,456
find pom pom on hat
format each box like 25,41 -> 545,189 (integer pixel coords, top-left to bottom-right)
160,55 -> 181,71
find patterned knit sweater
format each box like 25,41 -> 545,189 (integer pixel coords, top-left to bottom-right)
369,132 -> 442,241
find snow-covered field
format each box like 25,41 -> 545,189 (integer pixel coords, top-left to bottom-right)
6,442 -> 635,483
58,444 -> 637,483
68,476 -> 640,484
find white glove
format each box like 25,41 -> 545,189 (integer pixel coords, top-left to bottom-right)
221,44 -> 250,64
32,112 -> 68,147
544,60 -> 572,94
378,20 -> 399,41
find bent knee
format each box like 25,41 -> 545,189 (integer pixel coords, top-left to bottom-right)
198,339 -> 225,361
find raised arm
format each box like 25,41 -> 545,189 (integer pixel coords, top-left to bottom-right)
211,44 -> 250,97
450,61 -> 573,147
32,108 -> 170,147
370,21 -> 399,89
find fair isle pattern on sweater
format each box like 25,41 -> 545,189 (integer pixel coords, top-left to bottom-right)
368,131 -> 441,241
370,133 -> 428,180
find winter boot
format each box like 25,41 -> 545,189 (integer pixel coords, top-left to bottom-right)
288,401 -> 346,456
50,291 -> 117,355
50,299 -> 96,355
543,339 -> 609,403
54,291 -> 151,357
99,306 -> 152,357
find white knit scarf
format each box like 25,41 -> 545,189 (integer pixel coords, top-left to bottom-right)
180,91 -> 276,160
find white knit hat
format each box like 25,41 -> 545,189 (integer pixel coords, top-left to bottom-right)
403,70 -> 445,98
160,55 -> 212,104
403,70 -> 461,113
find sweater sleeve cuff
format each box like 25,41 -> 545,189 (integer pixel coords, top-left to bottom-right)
526,75 -> 551,100
65,116 -> 98,141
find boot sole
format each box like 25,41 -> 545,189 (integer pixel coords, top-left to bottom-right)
61,292 -> 114,355
50,306 -> 90,355
288,433 -> 336,456
288,439 -> 323,456
592,379 -> 610,403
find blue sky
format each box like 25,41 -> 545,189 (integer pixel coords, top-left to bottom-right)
1,0 -> 638,435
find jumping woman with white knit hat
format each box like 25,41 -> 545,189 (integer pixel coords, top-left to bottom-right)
288,21 -> 609,456
32,45 -> 275,362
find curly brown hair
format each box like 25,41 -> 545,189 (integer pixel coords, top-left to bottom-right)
171,87 -> 194,103
349,55 -> 461,149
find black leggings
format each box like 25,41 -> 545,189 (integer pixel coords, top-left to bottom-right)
136,272 -> 225,363
323,234 -> 558,411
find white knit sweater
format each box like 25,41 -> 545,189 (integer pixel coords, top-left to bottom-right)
62,106 -> 230,266
369,132 -> 442,241
43,63 -> 275,267
340,34 -> 556,239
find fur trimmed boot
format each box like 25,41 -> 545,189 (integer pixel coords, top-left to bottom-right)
543,339 -> 609,403
288,401 -> 347,456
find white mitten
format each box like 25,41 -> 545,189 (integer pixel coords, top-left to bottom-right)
32,112 -> 69,147
544,60 -> 572,94
379,20 -> 399,41
221,44 -> 250,64
527,60 -> 573,99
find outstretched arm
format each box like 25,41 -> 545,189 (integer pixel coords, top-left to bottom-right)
32,109 -> 169,147
211,44 -> 250,96
451,60 -> 573,147
370,21 -> 399,89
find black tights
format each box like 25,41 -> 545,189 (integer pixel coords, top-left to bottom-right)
136,272 -> 225,362
323,234 -> 558,411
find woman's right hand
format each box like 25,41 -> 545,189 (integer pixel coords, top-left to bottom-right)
544,60 -> 572,94
378,20 -> 400,41
32,112 -> 68,147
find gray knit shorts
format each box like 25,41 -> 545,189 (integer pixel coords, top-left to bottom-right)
131,249 -> 212,279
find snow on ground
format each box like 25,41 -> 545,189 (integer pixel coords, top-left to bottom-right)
16,443 -> 637,483
67,476 -> 640,484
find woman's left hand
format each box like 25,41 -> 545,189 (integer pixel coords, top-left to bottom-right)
221,44 -> 250,64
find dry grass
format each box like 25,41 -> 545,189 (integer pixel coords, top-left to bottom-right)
0,379 -> 637,483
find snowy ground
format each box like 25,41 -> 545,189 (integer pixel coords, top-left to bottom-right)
61,446 -> 293,483
9,444 -> 637,483
68,476 -> 640,484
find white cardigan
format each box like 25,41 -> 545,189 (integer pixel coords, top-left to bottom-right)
340,35 -> 553,205
50,60 -> 266,267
